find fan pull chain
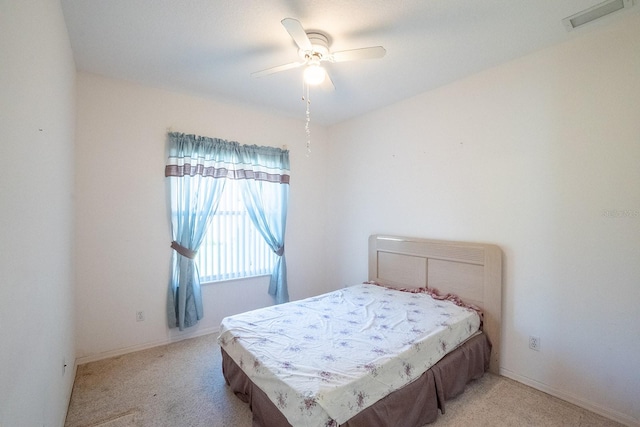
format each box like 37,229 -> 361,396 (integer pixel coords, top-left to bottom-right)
303,83 -> 311,157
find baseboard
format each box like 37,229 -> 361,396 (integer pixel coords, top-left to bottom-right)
500,367 -> 639,427
75,325 -> 220,365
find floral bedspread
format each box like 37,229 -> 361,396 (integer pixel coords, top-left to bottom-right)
218,284 -> 480,426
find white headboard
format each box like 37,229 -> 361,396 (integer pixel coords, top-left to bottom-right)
368,235 -> 502,374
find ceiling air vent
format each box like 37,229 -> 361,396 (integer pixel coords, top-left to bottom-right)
562,0 -> 633,31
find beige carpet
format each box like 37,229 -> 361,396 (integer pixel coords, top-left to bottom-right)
65,333 -> 621,427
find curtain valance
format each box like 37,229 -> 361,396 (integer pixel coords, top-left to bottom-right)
165,133 -> 290,184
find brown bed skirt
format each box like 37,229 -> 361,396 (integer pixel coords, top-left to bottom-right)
221,333 -> 491,427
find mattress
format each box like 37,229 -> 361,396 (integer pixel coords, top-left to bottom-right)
218,284 -> 481,426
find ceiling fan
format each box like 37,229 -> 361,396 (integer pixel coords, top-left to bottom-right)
251,18 -> 386,90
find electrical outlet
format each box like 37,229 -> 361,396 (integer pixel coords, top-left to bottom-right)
136,311 -> 145,322
529,336 -> 540,351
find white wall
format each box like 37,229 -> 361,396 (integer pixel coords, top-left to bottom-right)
326,14 -> 640,425
74,72 -> 329,362
0,1 -> 76,426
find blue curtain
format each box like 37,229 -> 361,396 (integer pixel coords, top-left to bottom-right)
165,133 -> 234,330
165,133 -> 290,329
238,145 -> 290,304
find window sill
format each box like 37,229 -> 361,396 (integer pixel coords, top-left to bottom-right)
201,274 -> 271,286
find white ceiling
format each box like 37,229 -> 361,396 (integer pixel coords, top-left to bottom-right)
61,0 -> 639,125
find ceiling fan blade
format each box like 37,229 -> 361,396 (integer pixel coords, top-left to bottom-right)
281,18 -> 312,51
331,46 -> 386,62
251,61 -> 305,78
321,71 -> 335,92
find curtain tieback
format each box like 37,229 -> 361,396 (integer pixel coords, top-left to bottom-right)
171,241 -> 197,259
275,245 -> 285,256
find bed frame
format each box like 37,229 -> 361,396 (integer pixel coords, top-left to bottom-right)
368,234 -> 502,374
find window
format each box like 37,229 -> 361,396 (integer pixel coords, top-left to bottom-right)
196,179 -> 276,282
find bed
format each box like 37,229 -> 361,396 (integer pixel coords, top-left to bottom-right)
218,235 -> 502,426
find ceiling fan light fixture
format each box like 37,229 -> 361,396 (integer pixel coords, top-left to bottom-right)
304,64 -> 326,85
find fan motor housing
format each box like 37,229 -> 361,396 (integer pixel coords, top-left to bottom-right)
299,32 -> 330,60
